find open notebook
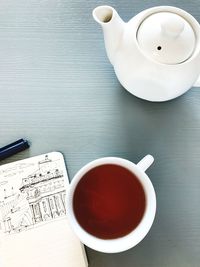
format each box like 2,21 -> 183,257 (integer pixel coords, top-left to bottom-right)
0,152 -> 87,267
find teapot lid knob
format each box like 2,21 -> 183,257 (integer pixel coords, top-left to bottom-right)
137,12 -> 196,64
161,15 -> 184,38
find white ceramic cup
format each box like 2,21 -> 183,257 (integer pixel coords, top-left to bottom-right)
67,155 -> 156,253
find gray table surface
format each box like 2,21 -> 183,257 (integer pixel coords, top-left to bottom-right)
0,0 -> 200,266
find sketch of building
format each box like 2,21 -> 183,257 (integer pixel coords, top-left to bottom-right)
0,154 -> 67,234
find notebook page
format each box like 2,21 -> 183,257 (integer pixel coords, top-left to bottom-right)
0,152 -> 87,267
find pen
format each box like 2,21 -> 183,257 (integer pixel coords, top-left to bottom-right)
0,139 -> 30,161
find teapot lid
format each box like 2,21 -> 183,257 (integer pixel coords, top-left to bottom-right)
137,11 -> 196,64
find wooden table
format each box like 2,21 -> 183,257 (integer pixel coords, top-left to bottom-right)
0,0 -> 200,266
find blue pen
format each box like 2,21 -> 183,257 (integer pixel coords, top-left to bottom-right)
0,139 -> 30,160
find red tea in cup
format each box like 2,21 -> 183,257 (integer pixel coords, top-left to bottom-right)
73,164 -> 146,239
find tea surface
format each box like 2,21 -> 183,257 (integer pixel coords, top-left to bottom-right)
73,164 -> 146,239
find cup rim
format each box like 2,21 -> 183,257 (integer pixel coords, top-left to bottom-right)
66,157 -> 156,253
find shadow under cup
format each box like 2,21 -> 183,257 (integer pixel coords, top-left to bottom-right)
67,157 -> 156,253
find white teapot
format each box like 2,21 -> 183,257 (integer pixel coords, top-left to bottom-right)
93,5 -> 200,101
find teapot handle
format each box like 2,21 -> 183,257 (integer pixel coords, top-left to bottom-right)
193,75 -> 200,87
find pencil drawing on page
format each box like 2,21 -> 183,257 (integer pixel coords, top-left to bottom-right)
0,153 -> 67,235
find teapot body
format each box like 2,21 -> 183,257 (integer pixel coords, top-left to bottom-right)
114,38 -> 200,101
93,6 -> 200,102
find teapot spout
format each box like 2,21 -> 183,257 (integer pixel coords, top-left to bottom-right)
93,6 -> 125,65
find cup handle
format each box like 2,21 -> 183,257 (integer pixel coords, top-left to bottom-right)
137,155 -> 154,172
